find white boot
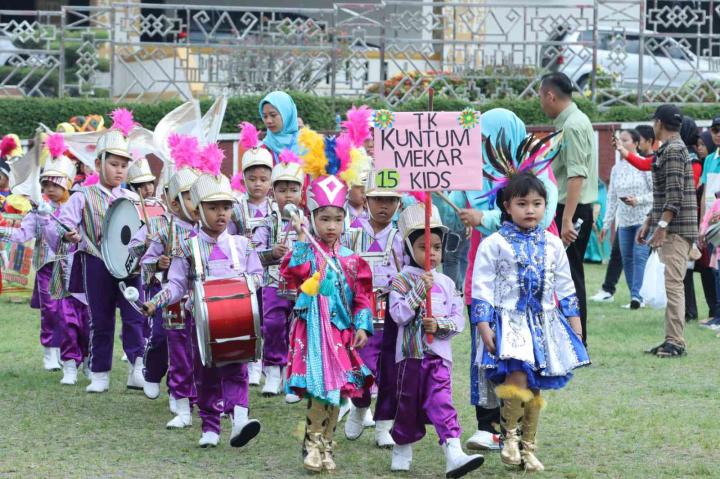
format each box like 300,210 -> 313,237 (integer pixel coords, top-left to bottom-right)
443,437 -> 484,478
126,357 -> 145,390
344,405 -> 367,440
43,347 -> 61,371
60,360 -> 78,385
375,420 -> 396,448
285,393 -> 301,404
85,371 -> 110,393
391,443 -> 413,471
168,394 -> 178,414
363,407 -> 376,427
198,431 -> 219,448
166,398 -> 192,429
230,405 -> 261,448
144,381 -> 160,400
248,360 -> 262,386
261,366 -> 283,396
338,400 -> 352,421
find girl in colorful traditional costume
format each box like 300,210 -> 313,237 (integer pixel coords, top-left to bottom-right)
473,171 -> 589,472
281,128 -> 374,473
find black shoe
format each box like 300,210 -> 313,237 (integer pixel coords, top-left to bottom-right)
655,342 -> 686,358
644,341 -> 667,355
630,299 -> 641,310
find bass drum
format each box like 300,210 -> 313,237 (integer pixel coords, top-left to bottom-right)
194,275 -> 262,367
101,198 -> 143,279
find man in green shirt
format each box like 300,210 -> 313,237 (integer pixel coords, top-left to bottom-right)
540,73 -> 599,345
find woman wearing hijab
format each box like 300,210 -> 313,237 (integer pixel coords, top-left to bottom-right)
259,91 -> 300,162
449,108 -> 559,452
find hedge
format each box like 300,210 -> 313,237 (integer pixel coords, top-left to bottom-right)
1,93 -> 718,138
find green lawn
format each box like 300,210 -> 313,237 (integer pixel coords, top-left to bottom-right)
1,263 -> 718,478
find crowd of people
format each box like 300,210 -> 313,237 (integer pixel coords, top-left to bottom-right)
0,71 -> 708,475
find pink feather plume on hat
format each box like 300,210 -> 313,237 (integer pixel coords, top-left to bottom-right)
230,172 -> 246,192
46,133 -> 66,159
168,133 -> 200,170
239,122 -> 260,150
200,143 -> 224,176
110,108 -> 136,137
278,148 -> 300,165
0,135 -> 17,158
334,133 -> 353,173
82,172 -> 99,186
341,105 -> 372,147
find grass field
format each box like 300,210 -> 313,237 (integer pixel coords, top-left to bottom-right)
1,263 -> 719,478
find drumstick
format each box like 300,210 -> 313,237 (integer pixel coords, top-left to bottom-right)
391,248 -> 402,272
137,190 -> 152,236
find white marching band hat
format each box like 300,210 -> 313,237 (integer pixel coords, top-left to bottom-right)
397,202 -> 448,241
127,157 -> 156,185
190,173 -> 236,208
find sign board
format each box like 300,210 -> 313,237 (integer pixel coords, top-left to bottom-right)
372,109 -> 483,191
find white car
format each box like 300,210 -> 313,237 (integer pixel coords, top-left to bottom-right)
0,33 -> 20,66
545,28 -> 720,91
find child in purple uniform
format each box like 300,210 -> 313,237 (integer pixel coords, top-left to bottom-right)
145,146 -> 263,449
388,202 -> 484,478
344,172 -> 405,447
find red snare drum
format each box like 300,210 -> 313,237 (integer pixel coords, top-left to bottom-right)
193,275 -> 261,367
371,291 -> 388,331
163,299 -> 186,330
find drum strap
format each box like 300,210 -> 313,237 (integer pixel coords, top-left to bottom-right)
190,236 -> 204,281
227,235 -> 241,271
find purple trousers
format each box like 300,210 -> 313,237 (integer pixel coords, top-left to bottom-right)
191,323 -> 249,434
373,316 -> 399,421
60,296 -> 90,365
166,311 -> 196,401
143,283 -> 168,384
391,356 -> 462,446
352,330 -> 383,408
262,287 -> 293,368
81,253 -> 146,373
31,264 -> 63,348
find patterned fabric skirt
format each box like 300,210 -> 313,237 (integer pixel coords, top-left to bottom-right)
480,308 -> 590,390
285,315 -> 374,406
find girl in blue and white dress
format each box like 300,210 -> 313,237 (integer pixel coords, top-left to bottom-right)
472,171 -> 589,473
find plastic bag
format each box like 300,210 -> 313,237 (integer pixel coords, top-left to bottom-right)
639,251 -> 667,309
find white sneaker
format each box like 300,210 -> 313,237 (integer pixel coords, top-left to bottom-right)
169,394 -> 178,414
166,398 -> 192,429
198,431 -> 219,448
229,406 -> 261,448
375,420 -> 395,448
345,405 -> 367,440
144,381 -> 160,400
121,353 -> 128,362
465,430 -> 501,451
248,360 -> 262,386
86,371 -> 110,393
43,347 -> 61,371
622,303 -> 632,309
391,443 -> 413,471
126,357 -> 145,390
443,437 -> 484,478
590,290 -> 614,302
285,393 -> 301,404
60,360 -> 78,385
261,366 -> 283,396
338,401 -> 352,421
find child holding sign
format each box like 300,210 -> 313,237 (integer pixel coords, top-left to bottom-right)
472,172 -> 589,472
388,202 -> 484,478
